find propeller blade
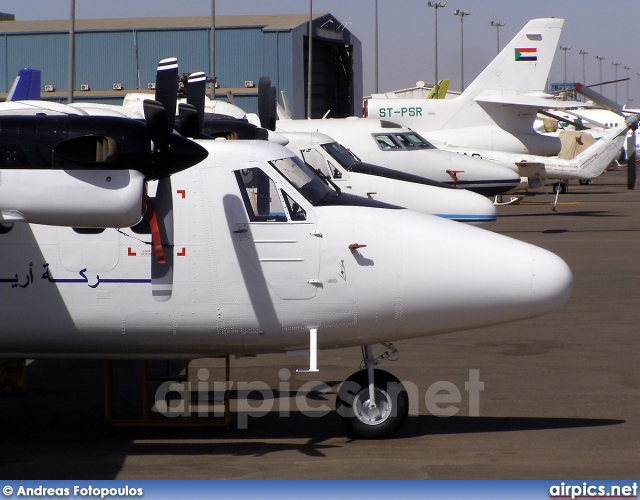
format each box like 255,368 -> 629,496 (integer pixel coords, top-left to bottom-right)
258,76 -> 277,130
627,133 -> 637,190
178,102 -> 200,138
575,83 -> 624,115
576,83 -> 639,190
143,99 -> 171,151
151,176 -> 174,301
269,85 -> 277,131
186,71 -> 206,133
154,57 -> 179,132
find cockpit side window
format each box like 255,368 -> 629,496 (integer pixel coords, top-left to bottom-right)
282,189 -> 307,221
269,156 -> 333,205
234,168 -> 287,222
401,133 -> 435,149
301,148 -> 331,178
373,134 -> 402,150
394,134 -> 415,148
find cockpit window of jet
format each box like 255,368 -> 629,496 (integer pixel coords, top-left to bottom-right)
374,134 -> 402,150
374,133 -> 435,151
321,141 -> 360,170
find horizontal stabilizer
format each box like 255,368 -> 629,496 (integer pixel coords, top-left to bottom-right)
475,93 -> 590,110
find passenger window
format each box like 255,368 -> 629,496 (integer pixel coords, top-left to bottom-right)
235,168 -> 287,222
374,134 -> 402,150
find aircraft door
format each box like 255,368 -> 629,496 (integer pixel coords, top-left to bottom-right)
231,165 -> 321,300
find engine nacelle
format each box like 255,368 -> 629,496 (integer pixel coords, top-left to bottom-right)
0,169 -> 145,227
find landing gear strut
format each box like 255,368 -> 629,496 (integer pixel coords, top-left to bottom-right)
336,344 -> 408,439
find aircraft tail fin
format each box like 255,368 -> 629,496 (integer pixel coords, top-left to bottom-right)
7,68 -> 42,101
425,79 -> 450,99
571,124 -> 629,179
462,18 -> 564,99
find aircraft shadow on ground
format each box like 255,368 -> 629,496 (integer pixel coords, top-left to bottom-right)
498,210 -> 619,219
0,391 -> 625,477
0,362 -> 625,478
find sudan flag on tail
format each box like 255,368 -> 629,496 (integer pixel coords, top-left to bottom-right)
515,48 -> 537,61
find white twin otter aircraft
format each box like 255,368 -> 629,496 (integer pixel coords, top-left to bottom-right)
0,48 -> 574,438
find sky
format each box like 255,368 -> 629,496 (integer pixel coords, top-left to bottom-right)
2,0 -> 639,104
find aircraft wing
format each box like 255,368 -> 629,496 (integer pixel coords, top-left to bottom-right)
515,161 -> 546,175
475,93 -> 591,110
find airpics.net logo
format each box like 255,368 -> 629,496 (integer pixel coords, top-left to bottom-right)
153,368 -> 485,429
549,482 -> 638,499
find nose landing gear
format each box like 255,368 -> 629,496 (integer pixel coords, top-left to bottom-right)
336,344 -> 409,439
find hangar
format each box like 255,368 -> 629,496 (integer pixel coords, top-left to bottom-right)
0,13 -> 362,118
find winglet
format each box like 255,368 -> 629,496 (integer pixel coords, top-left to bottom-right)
425,79 -> 450,99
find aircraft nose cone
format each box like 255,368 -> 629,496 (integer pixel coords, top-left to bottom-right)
531,246 -> 573,317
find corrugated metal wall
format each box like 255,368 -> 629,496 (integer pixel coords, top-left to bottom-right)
0,20 -> 361,117
5,33 -> 68,92
0,26 -> 286,98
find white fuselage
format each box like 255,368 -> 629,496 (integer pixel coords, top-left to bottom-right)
366,96 -> 563,156
282,131 -> 497,225
276,118 -> 521,196
0,141 -> 572,359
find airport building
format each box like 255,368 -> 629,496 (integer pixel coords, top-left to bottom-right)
0,13 -> 362,118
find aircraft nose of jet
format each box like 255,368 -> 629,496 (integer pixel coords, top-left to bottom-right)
530,245 -> 573,317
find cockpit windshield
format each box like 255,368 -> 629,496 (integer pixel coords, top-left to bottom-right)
270,156 -> 334,205
321,142 -> 360,169
373,132 -> 436,151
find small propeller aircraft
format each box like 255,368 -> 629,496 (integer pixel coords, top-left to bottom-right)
0,59 -> 574,439
434,117 -> 634,195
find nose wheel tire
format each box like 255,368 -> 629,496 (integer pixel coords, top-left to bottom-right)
336,369 -> 408,439
553,182 -> 568,194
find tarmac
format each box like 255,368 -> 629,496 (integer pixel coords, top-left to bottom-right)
1,167 -> 639,479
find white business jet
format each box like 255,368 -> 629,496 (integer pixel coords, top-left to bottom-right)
282,131 -> 498,225
0,60 -> 574,439
365,18 -> 586,156
275,116 -> 521,197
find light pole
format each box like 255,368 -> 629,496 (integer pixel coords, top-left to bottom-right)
578,49 -> 588,84
612,61 -> 621,103
596,55 -> 605,93
374,0 -> 379,94
307,0 -> 313,118
490,21 -> 505,55
453,9 -> 470,92
637,73 -> 640,109
427,2 -> 447,99
210,0 -> 215,99
559,45 -> 571,99
67,0 -> 75,104
624,66 -> 632,107
578,49 -> 588,102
